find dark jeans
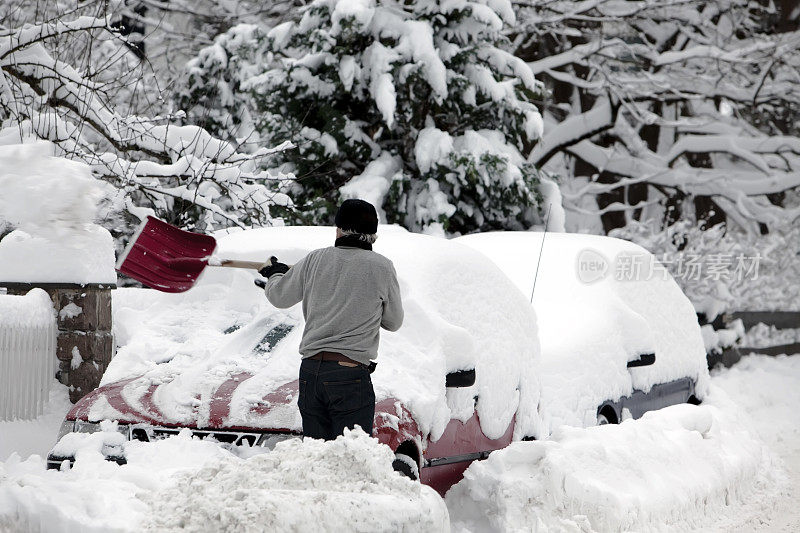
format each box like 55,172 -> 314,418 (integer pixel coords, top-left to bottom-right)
298,358 -> 375,440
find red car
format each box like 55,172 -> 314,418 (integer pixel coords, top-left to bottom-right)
48,228 -> 542,496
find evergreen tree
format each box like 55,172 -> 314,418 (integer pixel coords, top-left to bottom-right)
180,0 -> 546,233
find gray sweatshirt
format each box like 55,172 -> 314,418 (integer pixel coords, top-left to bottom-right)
264,245 -> 403,365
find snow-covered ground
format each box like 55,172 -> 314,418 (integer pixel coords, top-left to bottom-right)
1,427 -> 447,532
1,353 -> 798,531
711,355 -> 800,532
446,362 -> 789,532
0,382 -> 71,463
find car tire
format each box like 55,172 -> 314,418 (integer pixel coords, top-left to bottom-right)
597,413 -> 611,425
392,453 -> 419,481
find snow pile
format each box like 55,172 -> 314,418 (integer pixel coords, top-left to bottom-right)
711,355 -> 800,530
101,227 -> 541,442
0,288 -> 54,328
739,323 -> 800,349
0,140 -> 115,284
0,427 -> 236,532
0,225 -> 116,284
447,389 -> 782,532
455,231 -> 710,431
0,381 -> 70,461
144,429 -> 448,532
0,141 -> 105,232
0,429 -> 446,532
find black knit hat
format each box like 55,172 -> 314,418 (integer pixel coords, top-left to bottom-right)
335,199 -> 379,234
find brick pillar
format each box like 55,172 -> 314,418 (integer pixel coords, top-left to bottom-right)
2,283 -> 115,403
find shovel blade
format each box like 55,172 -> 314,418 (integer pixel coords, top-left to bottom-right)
117,216 -> 217,293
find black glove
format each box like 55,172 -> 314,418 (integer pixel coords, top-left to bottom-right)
254,278 -> 266,289
258,256 -> 289,278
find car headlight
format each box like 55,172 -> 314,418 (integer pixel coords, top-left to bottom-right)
256,433 -> 296,450
113,423 -> 131,439
70,420 -> 130,439
74,420 -> 101,434
57,420 -> 75,441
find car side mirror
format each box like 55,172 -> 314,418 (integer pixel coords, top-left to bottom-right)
446,369 -> 476,388
627,353 -> 656,368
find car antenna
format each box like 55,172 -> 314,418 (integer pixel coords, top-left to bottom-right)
530,202 -> 552,304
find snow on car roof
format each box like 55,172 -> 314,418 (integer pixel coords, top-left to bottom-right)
454,231 -> 710,431
103,226 -> 543,441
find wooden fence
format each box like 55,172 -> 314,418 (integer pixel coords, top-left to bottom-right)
707,311 -> 800,369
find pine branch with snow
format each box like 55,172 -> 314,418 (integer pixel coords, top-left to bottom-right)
182,0 -> 547,233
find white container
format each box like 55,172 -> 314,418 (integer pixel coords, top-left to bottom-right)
0,289 -> 56,421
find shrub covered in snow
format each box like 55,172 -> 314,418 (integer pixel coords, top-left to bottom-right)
611,219 -> 800,317
180,0 -> 546,234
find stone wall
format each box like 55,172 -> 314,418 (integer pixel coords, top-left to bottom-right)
2,283 -> 114,403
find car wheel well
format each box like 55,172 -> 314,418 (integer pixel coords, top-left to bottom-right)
598,405 -> 619,425
687,395 -> 701,406
395,440 -> 420,468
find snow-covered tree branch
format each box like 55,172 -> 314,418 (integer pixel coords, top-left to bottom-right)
0,13 -> 294,234
514,0 -> 800,234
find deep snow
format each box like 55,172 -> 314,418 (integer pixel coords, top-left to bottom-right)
1,354 -> 797,531
446,385 -> 781,532
144,429 -> 448,532
0,141 -> 116,285
2,428 -> 447,533
0,381 -> 70,461
711,355 -> 800,531
0,225 -> 116,285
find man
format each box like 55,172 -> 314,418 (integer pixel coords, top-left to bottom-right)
256,199 -> 403,440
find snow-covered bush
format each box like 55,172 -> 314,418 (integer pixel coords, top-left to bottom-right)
180,0 -> 546,233
611,219 -> 800,317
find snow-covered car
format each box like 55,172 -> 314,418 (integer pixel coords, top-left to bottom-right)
454,231 -> 710,430
47,227 -> 542,495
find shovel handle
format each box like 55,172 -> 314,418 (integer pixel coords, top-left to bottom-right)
215,259 -> 266,270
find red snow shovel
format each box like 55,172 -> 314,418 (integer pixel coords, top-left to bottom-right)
116,216 -> 267,293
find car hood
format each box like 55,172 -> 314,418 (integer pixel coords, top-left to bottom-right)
68,371 -> 302,431
67,372 -> 421,449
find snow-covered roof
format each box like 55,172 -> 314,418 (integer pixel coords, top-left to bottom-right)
454,231 -> 710,431
104,226 -> 542,441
